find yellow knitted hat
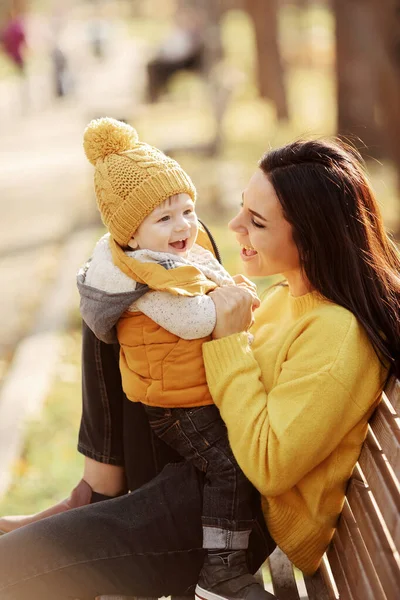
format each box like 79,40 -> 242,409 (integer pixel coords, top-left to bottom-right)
83,117 -> 197,246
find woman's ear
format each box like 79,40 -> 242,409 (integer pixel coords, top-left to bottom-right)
127,237 -> 139,250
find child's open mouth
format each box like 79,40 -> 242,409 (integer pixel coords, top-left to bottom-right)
169,239 -> 187,251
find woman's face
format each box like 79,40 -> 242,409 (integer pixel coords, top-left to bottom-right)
229,169 -> 301,279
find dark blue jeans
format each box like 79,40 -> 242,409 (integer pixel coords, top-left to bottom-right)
0,323 -> 276,599
145,405 -> 256,550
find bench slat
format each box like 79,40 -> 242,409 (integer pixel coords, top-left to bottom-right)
326,541 -> 354,600
303,557 -> 337,600
267,547 -> 300,600
358,431 -> 400,548
369,402 -> 400,479
329,501 -> 385,600
384,378 -> 400,413
96,597 -> 139,600
347,467 -> 400,598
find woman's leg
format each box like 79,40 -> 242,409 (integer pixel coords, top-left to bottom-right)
0,461 -> 275,600
0,322 -> 177,533
0,324 -> 127,533
79,320 -> 180,492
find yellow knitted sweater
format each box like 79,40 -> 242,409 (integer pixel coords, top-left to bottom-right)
202,284 -> 388,575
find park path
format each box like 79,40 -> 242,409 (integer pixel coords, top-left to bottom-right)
0,13 -> 149,496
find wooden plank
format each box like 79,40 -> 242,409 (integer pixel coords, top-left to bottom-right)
347,468 -> 400,599
303,556 -> 337,600
326,540 -> 354,600
329,502 -> 385,600
369,401 -> 400,479
358,431 -> 400,549
253,565 -> 265,587
96,597 -> 139,600
384,377 -> 400,413
319,556 -> 341,599
96,597 -> 158,600
268,547 -> 300,600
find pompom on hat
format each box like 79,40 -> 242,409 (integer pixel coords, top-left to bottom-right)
83,117 -> 196,246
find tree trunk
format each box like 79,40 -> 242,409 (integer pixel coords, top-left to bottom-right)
334,0 -> 383,157
370,0 -> 400,176
245,0 -> 289,120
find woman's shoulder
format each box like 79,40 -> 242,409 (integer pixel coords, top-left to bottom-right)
263,283 -> 378,360
295,291 -> 369,346
292,292 -> 386,383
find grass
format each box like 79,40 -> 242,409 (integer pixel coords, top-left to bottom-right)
0,332 -> 83,515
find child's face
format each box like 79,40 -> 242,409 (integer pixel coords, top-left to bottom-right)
128,193 -> 198,256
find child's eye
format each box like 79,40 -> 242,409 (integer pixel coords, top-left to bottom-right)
183,209 -> 193,215
159,215 -> 170,222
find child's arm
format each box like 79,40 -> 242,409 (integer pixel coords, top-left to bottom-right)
133,291 -> 216,339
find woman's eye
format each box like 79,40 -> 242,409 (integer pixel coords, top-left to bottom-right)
251,219 -> 265,229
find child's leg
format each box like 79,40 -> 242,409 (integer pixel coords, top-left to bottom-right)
144,405 -> 276,600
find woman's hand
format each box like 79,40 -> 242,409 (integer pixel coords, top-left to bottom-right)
231,274 -> 258,293
209,284 -> 260,339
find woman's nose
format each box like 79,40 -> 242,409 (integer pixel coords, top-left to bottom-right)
229,213 -> 246,233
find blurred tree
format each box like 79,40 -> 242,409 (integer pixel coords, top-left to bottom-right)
334,0 -> 382,157
370,0 -> 400,183
199,0 -> 224,68
0,0 -> 18,21
245,0 -> 289,120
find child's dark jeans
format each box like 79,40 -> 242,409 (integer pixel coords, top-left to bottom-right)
144,404 -> 256,550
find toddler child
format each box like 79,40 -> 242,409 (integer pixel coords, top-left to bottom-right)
79,117 -> 275,600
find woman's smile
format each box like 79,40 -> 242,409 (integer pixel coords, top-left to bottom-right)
229,170 -> 301,284
240,245 -> 258,261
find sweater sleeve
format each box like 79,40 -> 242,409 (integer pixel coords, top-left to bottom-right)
135,290 -> 216,339
202,326 -> 379,497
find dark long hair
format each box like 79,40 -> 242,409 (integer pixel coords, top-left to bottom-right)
259,138 -> 400,378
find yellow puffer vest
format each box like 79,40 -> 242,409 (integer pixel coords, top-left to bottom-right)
117,312 -> 213,407
111,224 -> 218,408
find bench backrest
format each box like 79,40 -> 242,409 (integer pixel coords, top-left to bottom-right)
268,376 -> 400,600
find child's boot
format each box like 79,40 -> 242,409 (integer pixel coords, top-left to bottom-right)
195,550 -> 276,600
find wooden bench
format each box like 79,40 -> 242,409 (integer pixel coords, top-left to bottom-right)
97,376 -> 400,600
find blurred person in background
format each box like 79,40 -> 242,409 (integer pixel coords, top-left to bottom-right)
49,4 -> 72,98
0,3 -> 30,113
147,5 -> 205,103
0,138 -> 399,600
87,0 -> 109,60
0,8 -> 26,73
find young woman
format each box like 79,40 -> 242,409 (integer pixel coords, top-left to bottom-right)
0,138 -> 398,600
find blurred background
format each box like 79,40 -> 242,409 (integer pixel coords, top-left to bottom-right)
0,0 -> 399,522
